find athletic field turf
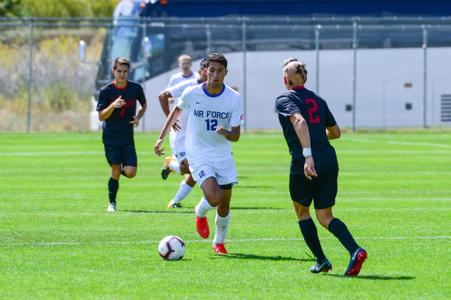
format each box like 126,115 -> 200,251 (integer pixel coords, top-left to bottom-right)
0,131 -> 450,299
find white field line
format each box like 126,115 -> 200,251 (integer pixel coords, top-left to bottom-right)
345,137 -> 451,149
1,235 -> 449,248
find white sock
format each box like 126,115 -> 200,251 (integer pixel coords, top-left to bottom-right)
213,212 -> 231,245
195,196 -> 214,217
169,160 -> 181,174
172,180 -> 193,204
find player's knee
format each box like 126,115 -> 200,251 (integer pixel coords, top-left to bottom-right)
217,204 -> 230,217
126,171 -> 137,178
123,167 -> 137,178
316,212 -> 333,228
205,191 -> 222,206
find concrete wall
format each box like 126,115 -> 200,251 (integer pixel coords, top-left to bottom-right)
142,47 -> 451,130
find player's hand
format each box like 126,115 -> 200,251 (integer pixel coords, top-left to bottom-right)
113,96 -> 125,109
154,139 -> 165,156
129,115 -> 140,127
304,156 -> 317,180
172,121 -> 181,132
215,126 -> 227,137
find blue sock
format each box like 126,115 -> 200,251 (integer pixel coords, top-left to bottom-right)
299,218 -> 326,262
108,177 -> 119,204
328,218 -> 359,255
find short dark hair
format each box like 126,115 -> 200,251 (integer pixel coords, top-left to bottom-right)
200,58 -> 209,69
113,57 -> 130,70
207,53 -> 227,69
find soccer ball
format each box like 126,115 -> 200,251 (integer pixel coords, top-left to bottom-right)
158,235 -> 186,260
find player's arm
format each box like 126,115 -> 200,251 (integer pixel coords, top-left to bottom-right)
216,125 -> 240,142
98,95 -> 125,121
158,90 -> 173,117
130,102 -> 147,127
326,125 -> 341,140
154,106 -> 182,156
289,113 -> 317,180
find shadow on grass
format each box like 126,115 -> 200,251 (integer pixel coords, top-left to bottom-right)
121,209 -> 192,214
235,185 -> 273,189
324,273 -> 415,281
217,252 -> 313,262
231,206 -> 284,210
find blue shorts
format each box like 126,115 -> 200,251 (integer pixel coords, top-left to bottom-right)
104,142 -> 137,167
289,169 -> 338,209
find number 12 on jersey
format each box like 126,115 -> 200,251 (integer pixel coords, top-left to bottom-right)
205,119 -> 218,131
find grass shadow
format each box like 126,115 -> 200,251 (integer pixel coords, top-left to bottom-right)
217,252 -> 311,262
235,185 -> 273,189
121,209 -> 192,214
324,273 -> 415,281
232,206 -> 284,210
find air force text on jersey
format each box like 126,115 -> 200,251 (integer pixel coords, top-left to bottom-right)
193,110 -> 231,119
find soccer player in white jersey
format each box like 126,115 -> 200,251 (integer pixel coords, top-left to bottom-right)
166,54 -> 197,89
157,58 -> 208,208
161,54 -> 198,180
155,53 -> 243,255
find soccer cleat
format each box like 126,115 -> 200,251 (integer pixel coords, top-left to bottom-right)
212,243 -> 228,255
310,259 -> 332,273
344,248 -> 368,276
195,216 -> 210,239
107,202 -> 116,212
161,156 -> 174,180
167,200 -> 183,208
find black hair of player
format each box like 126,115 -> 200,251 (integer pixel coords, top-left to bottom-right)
207,53 -> 228,69
113,57 -> 130,70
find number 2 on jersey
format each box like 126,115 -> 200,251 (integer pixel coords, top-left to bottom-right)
305,98 -> 320,124
205,119 -> 218,131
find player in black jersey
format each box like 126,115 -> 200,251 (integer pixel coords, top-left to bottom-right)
275,60 -> 367,276
97,57 -> 147,212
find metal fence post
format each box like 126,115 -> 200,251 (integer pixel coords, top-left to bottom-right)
206,24 -> 211,56
352,21 -> 358,132
422,26 -> 428,128
26,18 -> 34,133
315,25 -> 321,94
242,20 -> 247,132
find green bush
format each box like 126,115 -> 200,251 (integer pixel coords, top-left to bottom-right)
21,0 -> 119,17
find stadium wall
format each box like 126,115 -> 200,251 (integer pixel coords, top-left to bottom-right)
142,47 -> 451,130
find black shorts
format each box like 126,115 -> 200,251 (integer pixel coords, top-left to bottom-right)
289,169 -> 338,209
104,142 -> 137,167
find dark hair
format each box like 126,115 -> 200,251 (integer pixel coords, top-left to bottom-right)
200,58 -> 209,69
113,57 -> 130,70
207,53 -> 227,69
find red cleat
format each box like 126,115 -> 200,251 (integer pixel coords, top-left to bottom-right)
345,248 -> 368,276
212,243 -> 228,255
195,216 -> 210,239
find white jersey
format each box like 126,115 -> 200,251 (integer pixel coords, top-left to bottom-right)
167,79 -> 202,157
178,83 -> 243,162
166,72 -> 197,89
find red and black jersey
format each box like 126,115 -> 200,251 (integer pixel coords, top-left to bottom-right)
275,86 -> 338,174
97,80 -> 146,146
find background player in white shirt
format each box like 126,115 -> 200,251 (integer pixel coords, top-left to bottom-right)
161,54 -> 198,179
157,58 -> 208,208
155,53 -> 243,255
166,54 -> 197,89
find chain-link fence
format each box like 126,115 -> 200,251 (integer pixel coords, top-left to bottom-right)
1,17 -> 451,132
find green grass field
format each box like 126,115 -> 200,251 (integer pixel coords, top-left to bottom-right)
0,131 -> 450,299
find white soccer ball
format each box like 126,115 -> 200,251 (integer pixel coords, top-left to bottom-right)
158,235 -> 186,260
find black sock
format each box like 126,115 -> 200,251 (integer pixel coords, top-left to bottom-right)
328,218 -> 359,255
108,177 -> 119,204
299,218 -> 326,262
